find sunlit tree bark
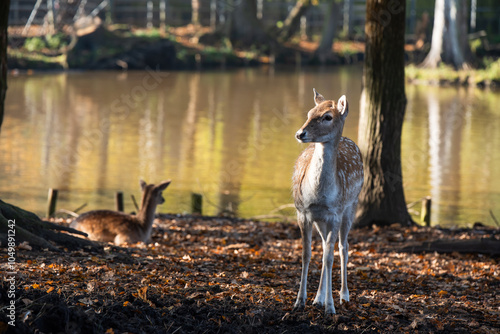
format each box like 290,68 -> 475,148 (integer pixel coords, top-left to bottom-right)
354,0 -> 413,228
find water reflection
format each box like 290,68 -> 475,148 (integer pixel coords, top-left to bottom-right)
1,68 -> 499,227
404,85 -> 500,226
427,88 -> 464,223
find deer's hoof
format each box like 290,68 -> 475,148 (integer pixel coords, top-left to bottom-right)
312,300 -> 324,309
293,300 -> 306,311
292,304 -> 305,312
339,292 -> 349,304
325,305 -> 336,315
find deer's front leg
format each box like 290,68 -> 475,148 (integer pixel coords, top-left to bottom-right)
313,221 -> 337,314
294,216 -> 312,311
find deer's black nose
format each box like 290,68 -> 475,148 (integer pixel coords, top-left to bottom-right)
296,130 -> 306,141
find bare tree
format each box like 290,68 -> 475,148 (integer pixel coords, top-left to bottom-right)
354,0 -> 413,228
420,0 -> 471,69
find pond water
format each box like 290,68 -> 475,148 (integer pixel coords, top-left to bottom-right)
1,67 -> 499,227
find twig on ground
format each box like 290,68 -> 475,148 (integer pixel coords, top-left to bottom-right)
73,203 -> 88,214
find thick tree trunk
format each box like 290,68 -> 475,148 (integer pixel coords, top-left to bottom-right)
0,0 -> 9,131
228,0 -> 273,49
278,0 -> 311,42
314,0 -> 340,63
199,0 -> 278,51
354,0 -> 413,228
420,0 -> 471,69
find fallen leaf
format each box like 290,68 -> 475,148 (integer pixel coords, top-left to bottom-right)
438,290 -> 448,297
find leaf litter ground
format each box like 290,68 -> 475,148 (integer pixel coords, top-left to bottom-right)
1,215 -> 499,333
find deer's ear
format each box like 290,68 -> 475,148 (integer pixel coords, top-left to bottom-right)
140,179 -> 147,191
313,88 -> 325,106
156,180 -> 171,192
338,95 -> 349,118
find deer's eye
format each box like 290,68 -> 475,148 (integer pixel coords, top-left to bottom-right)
323,114 -> 333,122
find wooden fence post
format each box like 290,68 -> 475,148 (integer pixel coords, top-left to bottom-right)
47,188 -> 58,218
191,193 -> 202,214
115,191 -> 124,212
421,196 -> 431,227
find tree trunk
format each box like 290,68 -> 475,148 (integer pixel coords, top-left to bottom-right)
314,0 -> 340,63
354,0 -> 413,228
0,0 -> 9,131
420,0 -> 471,69
420,0 -> 444,68
227,0 -> 273,49
278,0 -> 311,42
192,0 -> 200,26
199,0 -> 277,50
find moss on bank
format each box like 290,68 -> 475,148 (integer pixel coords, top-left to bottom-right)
406,59 -> 500,88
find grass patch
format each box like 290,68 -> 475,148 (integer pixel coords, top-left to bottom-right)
8,48 -> 66,68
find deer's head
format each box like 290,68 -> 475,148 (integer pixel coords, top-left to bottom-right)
295,89 -> 349,144
140,180 -> 171,207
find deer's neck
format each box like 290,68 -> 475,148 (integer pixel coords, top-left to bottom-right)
136,194 -> 157,232
309,141 -> 338,188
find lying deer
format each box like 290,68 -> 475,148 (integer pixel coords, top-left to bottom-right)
70,180 -> 171,245
292,89 -> 363,315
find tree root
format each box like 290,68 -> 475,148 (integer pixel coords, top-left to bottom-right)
0,199 -> 100,251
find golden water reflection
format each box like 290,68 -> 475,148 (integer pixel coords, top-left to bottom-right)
1,67 -> 499,227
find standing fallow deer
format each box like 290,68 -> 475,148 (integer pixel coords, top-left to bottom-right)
70,180 -> 171,245
292,89 -> 363,315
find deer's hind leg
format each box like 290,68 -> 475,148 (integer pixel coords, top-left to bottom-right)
114,233 -> 134,245
294,212 -> 313,311
339,203 -> 355,304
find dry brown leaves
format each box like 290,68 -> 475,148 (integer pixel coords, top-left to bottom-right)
0,216 -> 498,333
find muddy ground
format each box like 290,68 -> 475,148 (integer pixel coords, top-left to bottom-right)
1,216 -> 499,333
